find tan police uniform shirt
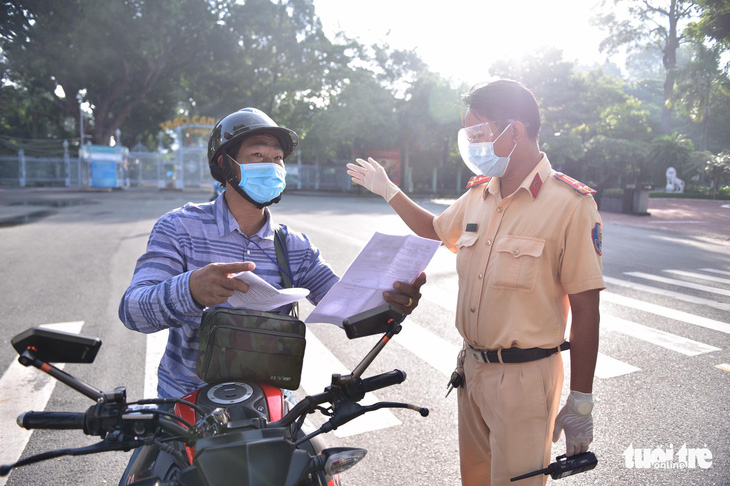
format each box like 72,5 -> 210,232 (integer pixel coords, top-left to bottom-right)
433,154 -> 605,350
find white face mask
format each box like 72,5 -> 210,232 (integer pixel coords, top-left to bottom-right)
457,122 -> 516,177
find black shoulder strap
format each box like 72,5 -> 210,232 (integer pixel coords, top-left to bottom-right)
274,226 -> 299,318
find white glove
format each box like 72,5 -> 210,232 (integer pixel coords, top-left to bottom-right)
552,391 -> 594,457
346,157 -> 401,202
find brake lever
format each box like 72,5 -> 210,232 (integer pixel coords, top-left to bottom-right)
293,400 -> 429,447
0,435 -> 143,477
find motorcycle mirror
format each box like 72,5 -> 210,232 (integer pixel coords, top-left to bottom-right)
11,327 -> 101,364
322,447 -> 368,476
342,304 -> 404,339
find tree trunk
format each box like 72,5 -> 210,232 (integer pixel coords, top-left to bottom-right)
661,0 -> 680,134
700,91 -> 710,152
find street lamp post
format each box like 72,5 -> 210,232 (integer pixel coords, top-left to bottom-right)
77,92 -> 85,186
77,91 -> 85,146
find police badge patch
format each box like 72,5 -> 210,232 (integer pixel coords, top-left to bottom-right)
592,223 -> 602,255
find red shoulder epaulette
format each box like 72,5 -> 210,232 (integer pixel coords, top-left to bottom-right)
553,172 -> 596,195
466,175 -> 492,189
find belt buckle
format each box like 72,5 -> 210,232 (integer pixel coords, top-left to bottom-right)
483,350 -> 490,363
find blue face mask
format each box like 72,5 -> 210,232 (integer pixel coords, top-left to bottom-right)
230,158 -> 287,203
457,122 -> 516,177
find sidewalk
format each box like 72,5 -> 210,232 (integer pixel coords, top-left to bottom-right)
600,197 -> 730,242
1,187 -> 729,242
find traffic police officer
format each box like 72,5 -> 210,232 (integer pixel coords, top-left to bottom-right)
346,80 -> 604,485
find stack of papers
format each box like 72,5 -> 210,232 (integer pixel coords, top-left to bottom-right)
305,232 -> 441,327
227,271 -> 309,311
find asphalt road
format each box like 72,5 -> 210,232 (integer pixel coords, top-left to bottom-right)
0,188 -> 728,485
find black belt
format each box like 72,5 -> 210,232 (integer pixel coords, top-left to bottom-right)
466,341 -> 570,364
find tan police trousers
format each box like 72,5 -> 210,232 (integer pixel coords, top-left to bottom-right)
458,351 -> 563,486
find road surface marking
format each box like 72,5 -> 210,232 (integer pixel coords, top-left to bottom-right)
144,329 -> 169,399
602,315 -> 720,356
701,268 -> 730,277
563,351 -> 640,379
604,277 -> 730,312
301,329 -> 401,437
0,321 -> 84,486
602,292 -> 730,335
624,272 -> 730,297
648,220 -> 703,224
716,363 -> 730,373
419,281 -> 458,312
664,269 -> 730,285
396,322 -> 460,377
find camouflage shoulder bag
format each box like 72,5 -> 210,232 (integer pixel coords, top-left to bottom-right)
196,228 -> 306,389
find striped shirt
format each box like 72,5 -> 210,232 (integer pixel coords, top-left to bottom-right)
118,194 -> 339,398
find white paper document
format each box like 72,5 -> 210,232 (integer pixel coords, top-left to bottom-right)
305,232 -> 441,327
227,271 -> 309,311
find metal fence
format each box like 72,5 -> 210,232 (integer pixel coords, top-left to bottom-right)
1,141 -> 470,195
0,149 -> 355,192
0,151 -> 82,187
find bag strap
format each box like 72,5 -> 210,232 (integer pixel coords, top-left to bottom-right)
274,226 -> 299,319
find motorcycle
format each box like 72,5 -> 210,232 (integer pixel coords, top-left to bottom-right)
1,306 -> 428,485
210,181 -> 224,202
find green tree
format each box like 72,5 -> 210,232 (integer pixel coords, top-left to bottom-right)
397,72 -> 464,191
301,41 -> 432,163
593,0 -> 701,133
688,0 -> 730,46
703,149 -> 730,196
672,42 -> 730,151
196,0 -> 348,114
2,0 -> 225,145
648,132 -> 694,183
304,70 -> 400,161
583,135 -> 649,188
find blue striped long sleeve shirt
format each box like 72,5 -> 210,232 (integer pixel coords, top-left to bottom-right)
119,195 -> 339,398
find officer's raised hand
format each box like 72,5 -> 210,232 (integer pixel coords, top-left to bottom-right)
190,261 -> 256,307
384,272 -> 427,316
346,157 -> 401,202
552,390 -> 594,456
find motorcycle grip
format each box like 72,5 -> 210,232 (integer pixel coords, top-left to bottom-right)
360,369 -> 407,393
17,411 -> 86,430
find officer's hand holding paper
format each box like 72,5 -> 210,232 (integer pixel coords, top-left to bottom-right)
306,232 -> 440,326
227,270 -> 309,311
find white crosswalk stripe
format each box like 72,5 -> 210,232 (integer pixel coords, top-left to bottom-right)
564,352 -> 641,379
700,268 -> 730,277
0,322 -> 84,486
396,322 -> 460,377
300,330 -> 401,437
601,292 -> 730,335
604,276 -> 730,312
664,269 -> 730,285
144,329 -> 168,399
602,315 -> 720,356
624,271 -> 730,297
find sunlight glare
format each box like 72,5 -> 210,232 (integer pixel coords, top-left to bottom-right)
315,0 -> 607,86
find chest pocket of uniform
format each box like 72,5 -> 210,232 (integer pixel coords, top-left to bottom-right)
491,236 -> 545,291
456,232 -> 480,280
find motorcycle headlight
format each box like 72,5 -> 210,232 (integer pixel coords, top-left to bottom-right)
322,447 -> 367,476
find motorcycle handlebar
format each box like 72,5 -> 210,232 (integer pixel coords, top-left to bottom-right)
358,369 -> 407,395
271,369 -> 408,429
15,370 -> 410,437
17,412 -> 86,431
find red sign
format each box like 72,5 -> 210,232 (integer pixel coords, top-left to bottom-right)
356,149 -> 402,186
